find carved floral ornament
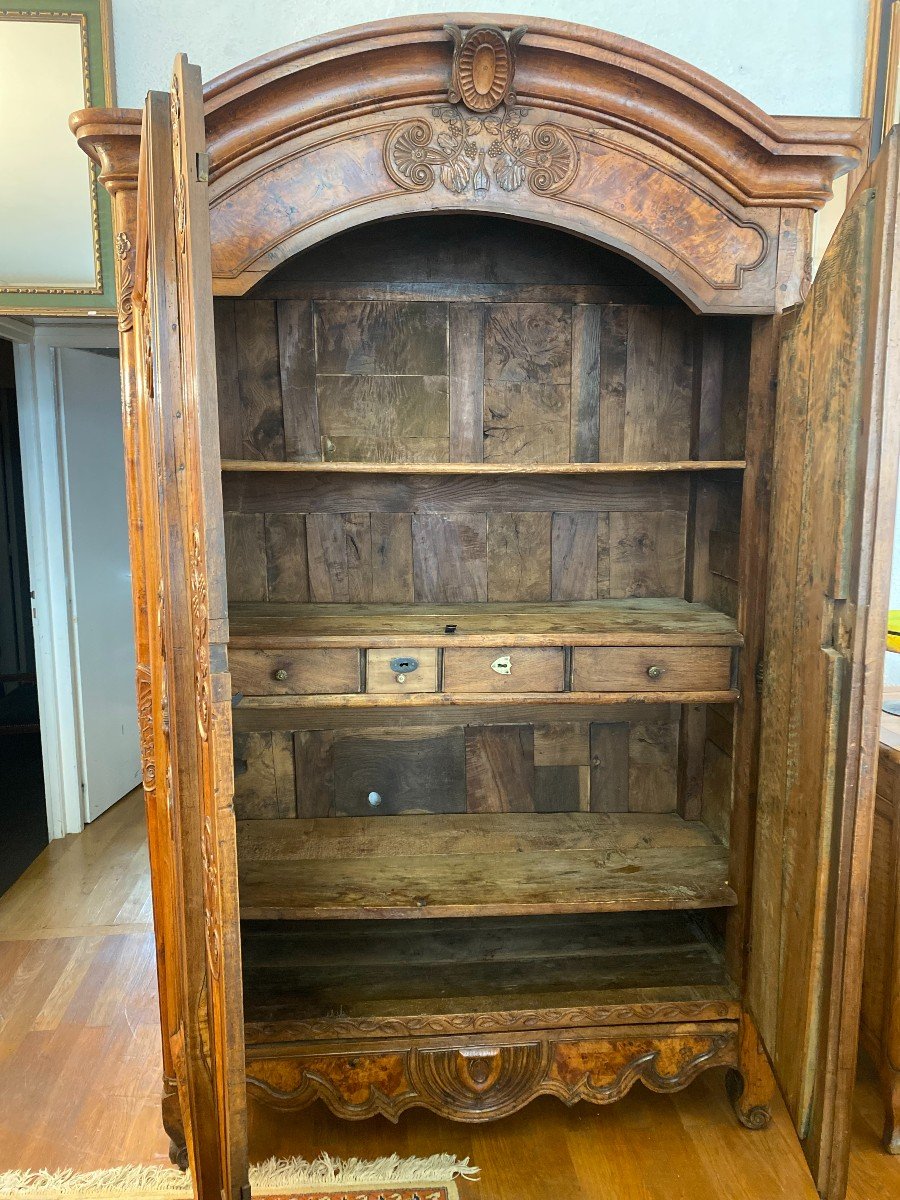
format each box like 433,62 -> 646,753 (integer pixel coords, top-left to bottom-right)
384,24 -> 579,201
385,105 -> 579,199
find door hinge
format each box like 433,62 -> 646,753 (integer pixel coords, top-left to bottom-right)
755,658 -> 764,691
196,151 -> 210,183
825,598 -> 857,657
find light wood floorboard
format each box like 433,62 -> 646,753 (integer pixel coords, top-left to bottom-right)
0,789 -> 896,1200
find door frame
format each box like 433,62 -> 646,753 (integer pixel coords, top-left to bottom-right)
0,315 -> 121,839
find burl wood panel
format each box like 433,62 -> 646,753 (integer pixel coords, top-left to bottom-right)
243,1023 -> 743,1123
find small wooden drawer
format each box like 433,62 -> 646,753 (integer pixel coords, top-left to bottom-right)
572,647 -> 732,692
443,647 -> 565,693
230,648 -> 360,695
366,648 -> 439,694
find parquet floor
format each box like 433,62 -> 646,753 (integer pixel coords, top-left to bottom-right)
0,790 -> 897,1199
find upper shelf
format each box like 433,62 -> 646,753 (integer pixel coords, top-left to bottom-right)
221,459 -> 747,476
228,598 -> 743,649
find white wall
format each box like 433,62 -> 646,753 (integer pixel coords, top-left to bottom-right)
110,1 -> 869,117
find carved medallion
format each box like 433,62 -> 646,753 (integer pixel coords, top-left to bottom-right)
445,24 -> 526,113
384,105 -> 578,200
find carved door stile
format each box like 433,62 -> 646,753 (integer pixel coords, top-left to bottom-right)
750,131 -> 900,1198
140,69 -> 248,1200
104,132 -> 186,1134
169,53 -> 247,1197
132,130 -> 187,1157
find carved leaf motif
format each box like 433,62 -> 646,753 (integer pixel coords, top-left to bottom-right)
440,157 -> 473,194
115,232 -> 134,334
201,816 -> 221,980
495,154 -> 526,192
136,664 -> 156,791
190,524 -> 210,740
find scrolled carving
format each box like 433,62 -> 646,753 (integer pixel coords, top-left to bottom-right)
135,663 -> 156,791
189,524 -> 210,740
114,231 -> 134,333
445,24 -> 526,113
201,815 -> 221,980
384,104 -> 578,200
407,1043 -> 552,1119
246,999 -> 738,1042
245,1029 -> 739,1124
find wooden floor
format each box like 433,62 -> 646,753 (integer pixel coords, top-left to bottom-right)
0,790 -> 897,1200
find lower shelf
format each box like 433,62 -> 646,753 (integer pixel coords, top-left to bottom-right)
237,811 -> 736,920
242,910 -> 738,1043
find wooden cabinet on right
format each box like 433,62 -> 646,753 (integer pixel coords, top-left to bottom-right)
862,702 -> 900,1152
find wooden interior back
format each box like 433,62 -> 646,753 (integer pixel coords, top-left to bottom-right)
219,215 -> 750,825
218,216 -> 750,613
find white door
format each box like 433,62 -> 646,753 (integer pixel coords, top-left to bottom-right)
57,347 -> 140,820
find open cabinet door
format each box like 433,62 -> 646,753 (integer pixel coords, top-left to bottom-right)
134,57 -> 248,1200
750,131 -> 900,1198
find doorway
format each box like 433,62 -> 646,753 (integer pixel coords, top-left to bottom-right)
0,337 -> 46,895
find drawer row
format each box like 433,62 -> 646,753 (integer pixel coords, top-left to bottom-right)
229,645 -> 735,697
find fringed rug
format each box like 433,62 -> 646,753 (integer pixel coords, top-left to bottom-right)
0,1154 -> 479,1200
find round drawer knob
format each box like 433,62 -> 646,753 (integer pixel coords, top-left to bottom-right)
646,665 -> 665,680
396,673 -> 406,684
367,791 -> 382,807
273,668 -> 288,682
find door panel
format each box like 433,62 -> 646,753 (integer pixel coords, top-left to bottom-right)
750,132 -> 900,1198
136,57 -> 247,1200
58,348 -> 141,820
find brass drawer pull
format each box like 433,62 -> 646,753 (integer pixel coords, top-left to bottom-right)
646,665 -> 665,680
273,668 -> 288,682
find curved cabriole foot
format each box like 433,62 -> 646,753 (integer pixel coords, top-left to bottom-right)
883,1066 -> 900,1153
726,1067 -> 772,1129
727,1013 -> 775,1130
168,1140 -> 190,1171
161,1077 -> 189,1172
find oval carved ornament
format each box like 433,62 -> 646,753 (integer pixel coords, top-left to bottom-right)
446,24 -> 526,113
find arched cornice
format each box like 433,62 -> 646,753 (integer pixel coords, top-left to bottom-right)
202,14 -> 866,208
72,14 -> 867,314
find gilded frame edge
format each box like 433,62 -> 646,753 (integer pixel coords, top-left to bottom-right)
0,0 -> 117,316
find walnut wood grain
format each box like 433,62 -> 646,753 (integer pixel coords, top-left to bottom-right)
76,19 -> 865,312
244,1022 -> 740,1123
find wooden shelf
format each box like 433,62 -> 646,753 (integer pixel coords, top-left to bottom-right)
229,598 -> 743,649
222,459 -> 746,475
241,909 -> 739,1043
237,811 -> 737,921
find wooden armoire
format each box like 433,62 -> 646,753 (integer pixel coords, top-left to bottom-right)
71,16 -> 899,1200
